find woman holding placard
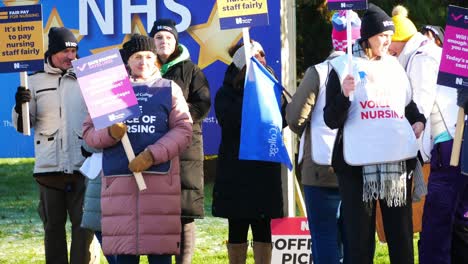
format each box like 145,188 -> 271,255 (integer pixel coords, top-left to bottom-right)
82,34 -> 193,264
323,4 -> 425,263
286,10 -> 361,264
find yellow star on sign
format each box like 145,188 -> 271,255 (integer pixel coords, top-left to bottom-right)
43,8 -> 83,52
90,14 -> 148,54
3,0 -> 38,6
187,3 -> 243,69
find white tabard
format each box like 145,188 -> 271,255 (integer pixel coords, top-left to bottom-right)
310,61 -> 338,165
329,55 -> 418,166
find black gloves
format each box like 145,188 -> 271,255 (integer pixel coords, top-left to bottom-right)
457,88 -> 468,115
81,146 -> 92,158
14,86 -> 31,114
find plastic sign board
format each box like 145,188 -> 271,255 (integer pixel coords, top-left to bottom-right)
217,0 -> 269,29
0,4 -> 44,73
437,5 -> 468,89
327,0 -> 367,10
271,217 -> 313,264
72,48 -> 140,129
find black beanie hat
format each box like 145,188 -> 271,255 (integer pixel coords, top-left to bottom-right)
121,34 -> 157,63
48,27 -> 78,55
149,19 -> 178,42
360,3 -> 395,41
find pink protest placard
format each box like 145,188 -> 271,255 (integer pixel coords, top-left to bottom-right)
72,48 -> 140,129
438,5 -> 468,89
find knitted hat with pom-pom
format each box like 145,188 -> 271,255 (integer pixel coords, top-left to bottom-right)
331,10 -> 361,52
392,5 -> 417,42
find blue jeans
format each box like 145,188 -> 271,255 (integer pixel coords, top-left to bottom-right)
303,185 -> 343,264
115,254 -> 172,264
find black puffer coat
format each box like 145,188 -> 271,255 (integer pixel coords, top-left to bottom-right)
212,63 -> 284,219
163,54 -> 211,219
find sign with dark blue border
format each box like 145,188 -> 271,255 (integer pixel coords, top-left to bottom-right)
72,49 -> 141,130
0,4 -> 44,73
328,0 -> 367,10
217,0 -> 269,29
437,5 -> 468,89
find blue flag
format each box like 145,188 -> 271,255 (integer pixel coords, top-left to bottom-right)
239,57 -> 293,170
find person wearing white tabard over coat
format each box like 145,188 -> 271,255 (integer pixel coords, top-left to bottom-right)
286,10 -> 362,264
323,4 -> 425,264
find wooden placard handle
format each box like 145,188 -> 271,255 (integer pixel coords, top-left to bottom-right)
121,133 -> 147,191
20,72 -> 30,136
450,107 -> 465,166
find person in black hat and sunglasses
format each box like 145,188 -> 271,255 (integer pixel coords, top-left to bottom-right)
12,27 -> 95,264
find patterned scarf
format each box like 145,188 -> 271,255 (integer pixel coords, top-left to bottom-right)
353,43 -> 409,207
362,161 -> 407,207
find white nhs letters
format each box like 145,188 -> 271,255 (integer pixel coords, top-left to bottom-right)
79,0 -> 191,35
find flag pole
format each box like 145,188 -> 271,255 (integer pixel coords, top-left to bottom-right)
450,107 -> 465,166
20,71 -> 31,136
346,9 -> 354,101
242,27 -> 252,72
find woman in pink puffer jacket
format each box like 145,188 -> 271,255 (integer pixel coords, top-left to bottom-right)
83,34 -> 193,264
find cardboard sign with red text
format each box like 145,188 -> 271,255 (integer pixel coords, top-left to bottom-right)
271,217 -> 312,264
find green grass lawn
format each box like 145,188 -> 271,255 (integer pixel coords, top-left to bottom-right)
0,158 -> 419,263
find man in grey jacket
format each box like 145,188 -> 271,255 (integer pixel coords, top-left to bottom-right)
12,27 -> 94,264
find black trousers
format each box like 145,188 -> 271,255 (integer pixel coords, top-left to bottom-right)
38,174 -> 94,264
337,166 -> 414,264
452,222 -> 468,264
228,218 -> 272,243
